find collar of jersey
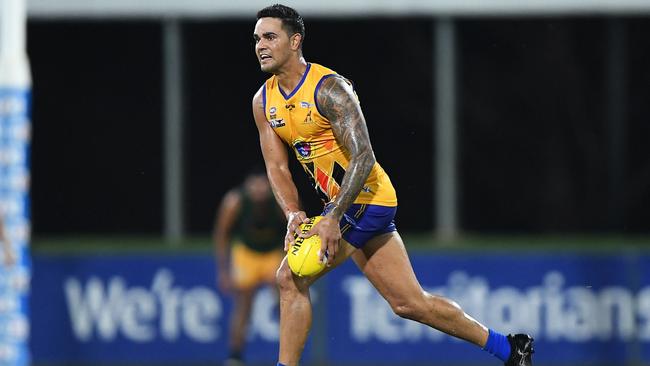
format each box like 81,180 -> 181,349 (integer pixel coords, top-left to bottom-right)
279,63 -> 312,100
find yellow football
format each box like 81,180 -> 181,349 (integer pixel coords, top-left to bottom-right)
287,216 -> 326,277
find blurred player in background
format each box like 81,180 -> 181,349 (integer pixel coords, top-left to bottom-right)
213,168 -> 285,366
251,4 -> 534,366
0,216 -> 15,267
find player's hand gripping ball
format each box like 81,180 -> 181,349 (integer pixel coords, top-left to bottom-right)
288,216 -> 327,277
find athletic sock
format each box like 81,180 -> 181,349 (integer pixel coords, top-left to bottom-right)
482,328 -> 511,362
277,363 -> 287,366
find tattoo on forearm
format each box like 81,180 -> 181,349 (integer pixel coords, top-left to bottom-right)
317,76 -> 376,220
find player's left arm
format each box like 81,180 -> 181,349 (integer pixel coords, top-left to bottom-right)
307,75 -> 376,264
318,76 -> 376,219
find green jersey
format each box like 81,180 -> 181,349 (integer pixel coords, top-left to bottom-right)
232,189 -> 285,253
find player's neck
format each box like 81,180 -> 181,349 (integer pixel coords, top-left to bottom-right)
276,57 -> 308,95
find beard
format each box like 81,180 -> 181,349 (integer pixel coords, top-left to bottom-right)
260,62 -> 279,74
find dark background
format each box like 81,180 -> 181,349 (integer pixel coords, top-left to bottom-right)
27,17 -> 650,235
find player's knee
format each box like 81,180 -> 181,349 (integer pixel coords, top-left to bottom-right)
391,291 -> 461,322
275,263 -> 293,291
276,261 -> 311,296
392,302 -> 423,320
390,296 -> 427,321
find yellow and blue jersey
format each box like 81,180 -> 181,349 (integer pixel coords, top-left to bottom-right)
262,62 -> 397,207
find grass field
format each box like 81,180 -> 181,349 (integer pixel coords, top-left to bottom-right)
31,233 -> 650,254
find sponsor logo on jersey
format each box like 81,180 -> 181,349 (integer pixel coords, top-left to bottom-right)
269,119 -> 285,128
293,140 -> 312,159
300,101 -> 311,109
303,110 -> 314,124
285,104 -> 295,111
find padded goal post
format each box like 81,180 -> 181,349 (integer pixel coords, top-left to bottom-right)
0,0 -> 31,364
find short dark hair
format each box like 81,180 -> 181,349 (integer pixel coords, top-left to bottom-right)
257,4 -> 305,47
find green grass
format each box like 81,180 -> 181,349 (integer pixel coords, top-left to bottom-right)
30,233 -> 650,255
405,233 -> 650,253
31,235 -> 213,254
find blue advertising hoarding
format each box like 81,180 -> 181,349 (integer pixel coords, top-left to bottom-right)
31,255 -> 297,364
326,254 -> 642,365
30,251 -> 650,365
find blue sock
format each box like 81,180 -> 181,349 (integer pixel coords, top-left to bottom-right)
482,329 -> 511,362
277,363 -> 287,366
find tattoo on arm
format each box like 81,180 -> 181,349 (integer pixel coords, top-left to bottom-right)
317,76 -> 376,220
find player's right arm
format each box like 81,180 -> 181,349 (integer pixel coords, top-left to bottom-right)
213,189 -> 242,293
252,87 -> 308,250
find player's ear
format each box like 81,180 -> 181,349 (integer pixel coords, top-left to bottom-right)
290,33 -> 302,51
